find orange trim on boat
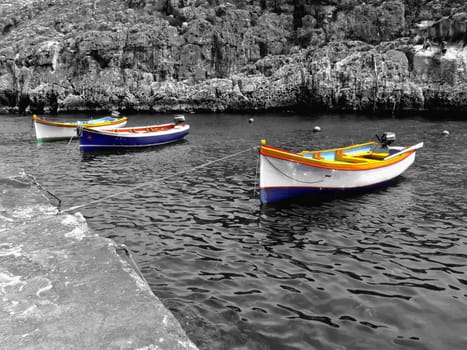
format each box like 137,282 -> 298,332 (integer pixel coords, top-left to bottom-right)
259,144 -> 413,171
89,124 -> 176,133
33,114 -> 128,128
33,114 -> 76,128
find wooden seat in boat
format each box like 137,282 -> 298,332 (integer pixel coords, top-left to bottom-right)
334,149 -> 373,163
361,152 -> 388,160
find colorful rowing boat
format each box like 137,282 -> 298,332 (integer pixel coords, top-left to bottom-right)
33,114 -> 128,142
79,115 -> 190,152
259,133 -> 423,204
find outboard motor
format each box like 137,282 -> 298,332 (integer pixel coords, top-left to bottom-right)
376,132 -> 396,148
174,115 -> 185,125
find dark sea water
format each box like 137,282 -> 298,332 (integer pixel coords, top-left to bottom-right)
1,112 -> 466,350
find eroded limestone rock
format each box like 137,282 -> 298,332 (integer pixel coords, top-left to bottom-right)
0,0 -> 466,114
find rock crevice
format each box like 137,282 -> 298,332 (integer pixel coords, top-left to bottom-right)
0,0 -> 466,113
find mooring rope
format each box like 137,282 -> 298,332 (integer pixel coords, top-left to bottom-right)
60,146 -> 258,214
67,134 -> 75,145
13,172 -> 62,209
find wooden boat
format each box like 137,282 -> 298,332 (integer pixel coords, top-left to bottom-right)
33,114 -> 128,142
259,133 -> 423,204
79,115 -> 190,152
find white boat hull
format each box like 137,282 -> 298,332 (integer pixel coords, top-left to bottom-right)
259,150 -> 417,204
34,122 -> 78,141
34,118 -> 127,142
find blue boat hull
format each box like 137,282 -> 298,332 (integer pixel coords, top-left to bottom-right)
259,178 -> 398,205
80,127 -> 189,152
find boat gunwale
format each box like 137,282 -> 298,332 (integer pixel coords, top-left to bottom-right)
79,126 -> 189,151
259,143 -> 415,171
33,115 -> 128,128
82,123 -> 189,137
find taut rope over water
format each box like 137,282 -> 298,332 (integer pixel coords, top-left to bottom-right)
60,146 -> 257,214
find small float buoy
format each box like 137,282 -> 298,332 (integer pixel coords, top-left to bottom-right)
249,118 -> 254,124
442,130 -> 450,136
313,126 -> 321,132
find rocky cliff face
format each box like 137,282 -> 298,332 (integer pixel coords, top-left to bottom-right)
0,0 -> 466,114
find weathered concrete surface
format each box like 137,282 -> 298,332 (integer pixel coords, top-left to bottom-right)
0,179 -> 197,350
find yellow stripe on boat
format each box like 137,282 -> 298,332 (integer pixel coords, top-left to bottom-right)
259,143 -> 414,171
33,114 -> 77,128
33,114 -> 128,128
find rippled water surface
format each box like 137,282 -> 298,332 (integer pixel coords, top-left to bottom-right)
1,112 -> 466,349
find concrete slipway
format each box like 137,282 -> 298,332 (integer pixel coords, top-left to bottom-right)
0,179 -> 198,350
